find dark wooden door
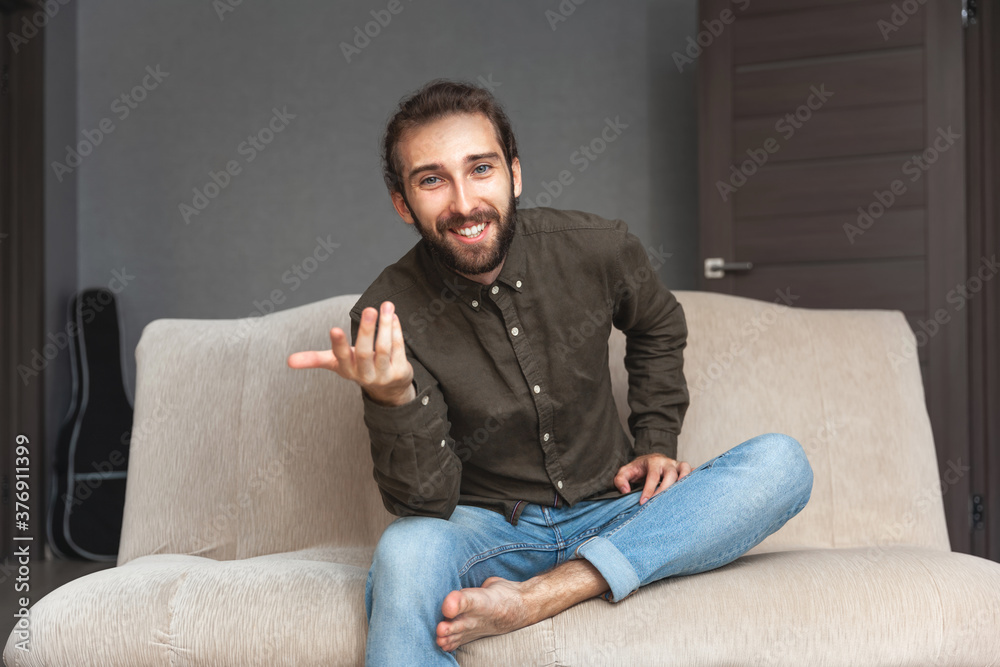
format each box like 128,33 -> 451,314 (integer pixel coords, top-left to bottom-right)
698,0 -> 974,554
1,3 -> 46,560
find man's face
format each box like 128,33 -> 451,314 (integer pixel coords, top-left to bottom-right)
390,112 -> 522,277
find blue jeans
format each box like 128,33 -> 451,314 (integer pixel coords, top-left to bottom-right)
364,432 -> 813,666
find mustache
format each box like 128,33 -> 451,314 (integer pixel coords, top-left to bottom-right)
436,207 -> 499,234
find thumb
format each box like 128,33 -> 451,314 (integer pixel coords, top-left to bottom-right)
287,349 -> 337,371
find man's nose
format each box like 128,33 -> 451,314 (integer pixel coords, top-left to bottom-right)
449,180 -> 477,218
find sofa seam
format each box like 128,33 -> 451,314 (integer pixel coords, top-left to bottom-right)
165,570 -> 189,667
803,313 -> 836,550
911,555 -> 946,665
231,317 -> 253,559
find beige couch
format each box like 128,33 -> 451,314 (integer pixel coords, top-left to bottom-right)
6,290 -> 1000,666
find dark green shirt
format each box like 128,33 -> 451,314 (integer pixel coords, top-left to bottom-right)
350,207 -> 688,527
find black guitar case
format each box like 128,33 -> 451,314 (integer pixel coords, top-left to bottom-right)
46,288 -> 133,560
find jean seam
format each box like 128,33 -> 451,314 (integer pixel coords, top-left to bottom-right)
458,543 -> 559,578
542,506 -> 569,550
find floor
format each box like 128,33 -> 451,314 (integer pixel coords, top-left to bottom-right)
2,557 -> 115,650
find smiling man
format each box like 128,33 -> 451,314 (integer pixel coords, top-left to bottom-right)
288,80 -> 814,665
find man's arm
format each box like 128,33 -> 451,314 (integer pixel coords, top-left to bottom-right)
348,307 -> 462,520
610,224 -> 689,461
287,300 -> 462,520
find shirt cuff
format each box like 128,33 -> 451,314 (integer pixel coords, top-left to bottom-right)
360,381 -> 435,431
632,428 -> 678,460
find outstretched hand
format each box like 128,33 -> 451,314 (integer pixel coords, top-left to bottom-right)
614,454 -> 692,505
286,300 -> 416,407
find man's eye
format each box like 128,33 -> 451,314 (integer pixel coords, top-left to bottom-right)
421,176 -> 440,186
474,164 -> 491,175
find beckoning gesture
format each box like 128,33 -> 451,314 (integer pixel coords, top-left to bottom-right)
287,300 -> 416,407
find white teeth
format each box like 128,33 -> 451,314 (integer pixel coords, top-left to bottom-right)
455,222 -> 487,238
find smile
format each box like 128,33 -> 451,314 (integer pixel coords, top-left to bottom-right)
449,221 -> 489,243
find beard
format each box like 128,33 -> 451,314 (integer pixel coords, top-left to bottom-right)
409,188 -> 518,277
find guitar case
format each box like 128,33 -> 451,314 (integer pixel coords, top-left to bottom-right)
46,288 -> 133,560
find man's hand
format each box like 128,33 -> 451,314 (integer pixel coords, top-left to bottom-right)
286,301 -> 417,407
614,454 -> 692,505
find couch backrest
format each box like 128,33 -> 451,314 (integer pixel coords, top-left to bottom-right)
118,290 -> 950,565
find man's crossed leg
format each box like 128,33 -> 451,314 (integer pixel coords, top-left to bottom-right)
365,432 -> 813,665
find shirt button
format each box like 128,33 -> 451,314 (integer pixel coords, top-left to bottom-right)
533,385 -> 540,394
471,300 -> 479,308
511,327 -> 519,336
516,280 -> 522,288
421,396 -> 429,406
543,433 -> 550,442
440,439 -> 446,447
491,285 -> 499,295
557,480 -> 563,489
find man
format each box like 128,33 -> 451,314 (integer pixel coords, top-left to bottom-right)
288,80 -> 813,665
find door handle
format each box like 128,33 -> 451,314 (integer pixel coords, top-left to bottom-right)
704,257 -> 753,279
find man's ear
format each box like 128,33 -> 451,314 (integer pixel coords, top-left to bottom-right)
511,157 -> 522,199
390,190 -> 416,225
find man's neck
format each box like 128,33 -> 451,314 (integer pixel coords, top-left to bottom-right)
458,257 -> 506,286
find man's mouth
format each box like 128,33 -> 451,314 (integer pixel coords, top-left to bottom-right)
449,221 -> 490,243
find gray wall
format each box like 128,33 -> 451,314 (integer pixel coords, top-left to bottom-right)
44,1 -> 78,476
57,0 -> 698,408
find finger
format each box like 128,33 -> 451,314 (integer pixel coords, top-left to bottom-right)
391,313 -> 406,364
678,461 -> 693,480
354,307 -> 378,382
287,349 -> 337,370
374,302 -> 394,373
640,468 -> 662,505
329,327 -> 355,377
612,464 -> 632,493
614,463 -> 640,494
653,466 -> 679,497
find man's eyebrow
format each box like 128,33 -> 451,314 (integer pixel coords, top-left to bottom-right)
408,152 -> 502,181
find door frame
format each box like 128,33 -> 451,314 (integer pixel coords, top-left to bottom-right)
1,3 -> 46,561
965,0 -> 999,561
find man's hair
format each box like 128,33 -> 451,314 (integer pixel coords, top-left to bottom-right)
381,79 -> 519,195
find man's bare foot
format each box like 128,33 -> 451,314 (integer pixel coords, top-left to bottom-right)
435,576 -> 535,653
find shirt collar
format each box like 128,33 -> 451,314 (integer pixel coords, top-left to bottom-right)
425,214 -> 526,309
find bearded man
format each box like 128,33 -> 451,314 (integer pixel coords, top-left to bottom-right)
288,79 -> 813,666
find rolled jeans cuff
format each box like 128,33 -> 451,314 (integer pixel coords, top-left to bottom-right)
573,535 -> 640,603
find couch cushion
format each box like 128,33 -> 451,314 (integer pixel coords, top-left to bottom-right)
119,291 -> 949,566
608,292 -> 951,555
3,545 -> 372,667
7,546 -> 999,666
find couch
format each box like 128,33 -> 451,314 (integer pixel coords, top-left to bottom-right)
6,290 -> 1000,666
